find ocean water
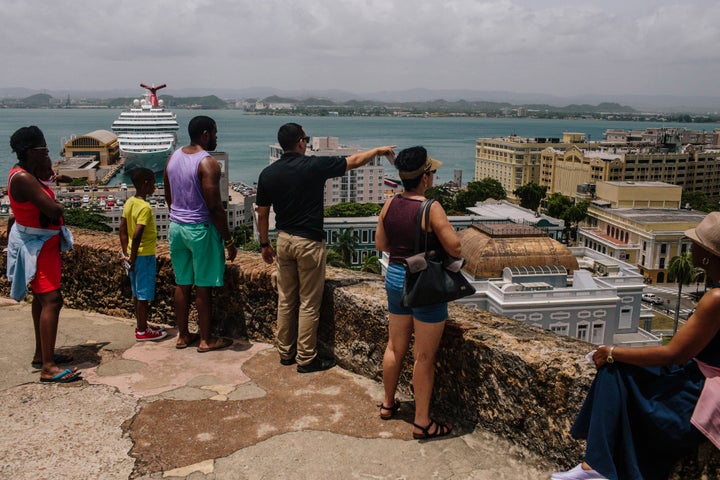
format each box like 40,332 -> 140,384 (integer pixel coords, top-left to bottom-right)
1,108 -> 717,186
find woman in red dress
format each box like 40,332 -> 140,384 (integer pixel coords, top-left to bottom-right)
7,126 -> 79,383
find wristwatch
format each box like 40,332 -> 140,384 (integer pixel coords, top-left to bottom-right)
260,241 -> 270,248
606,345 -> 616,364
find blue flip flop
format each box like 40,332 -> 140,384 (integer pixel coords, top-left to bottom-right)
40,368 -> 82,383
31,353 -> 74,369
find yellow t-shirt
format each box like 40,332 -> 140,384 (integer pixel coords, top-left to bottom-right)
122,196 -> 157,256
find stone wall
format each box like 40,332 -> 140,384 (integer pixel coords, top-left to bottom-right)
1,223 -> 718,477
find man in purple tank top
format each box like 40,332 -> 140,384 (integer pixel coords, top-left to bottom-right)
164,116 -> 237,353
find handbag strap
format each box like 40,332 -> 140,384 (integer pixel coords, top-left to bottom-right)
414,199 -> 435,254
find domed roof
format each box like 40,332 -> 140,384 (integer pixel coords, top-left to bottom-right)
459,223 -> 579,279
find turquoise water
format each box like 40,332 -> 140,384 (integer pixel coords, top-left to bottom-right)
1,109 -> 717,186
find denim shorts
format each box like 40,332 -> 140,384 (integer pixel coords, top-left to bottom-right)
385,263 -> 448,323
129,255 -> 156,301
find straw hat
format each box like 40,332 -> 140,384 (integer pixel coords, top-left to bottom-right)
685,212 -> 720,258
397,156 -> 443,180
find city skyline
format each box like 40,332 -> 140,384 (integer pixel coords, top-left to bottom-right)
3,0 -> 720,100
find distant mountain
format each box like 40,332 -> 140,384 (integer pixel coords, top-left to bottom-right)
2,86 -> 720,114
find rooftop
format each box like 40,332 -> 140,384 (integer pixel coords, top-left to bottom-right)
606,208 -> 707,225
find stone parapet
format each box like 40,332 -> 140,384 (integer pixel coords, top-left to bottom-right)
0,222 -> 717,477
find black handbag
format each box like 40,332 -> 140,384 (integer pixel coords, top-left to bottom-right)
400,199 -> 475,308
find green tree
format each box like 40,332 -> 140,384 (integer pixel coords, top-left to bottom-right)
562,201 -> 589,244
360,255 -> 382,274
681,189 -> 715,213
545,192 -> 574,219
232,224 -> 255,249
425,185 -> 456,213
62,206 -> 111,232
69,178 -> 88,187
324,202 -> 382,217
668,252 -> 704,335
326,250 -> 347,268
513,182 -> 547,212
454,178 -> 506,210
331,228 -> 358,266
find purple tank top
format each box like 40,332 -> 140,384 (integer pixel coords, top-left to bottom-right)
383,195 -> 441,265
166,148 -> 211,224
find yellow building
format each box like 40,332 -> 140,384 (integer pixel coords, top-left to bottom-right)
62,130 -> 120,167
540,147 -> 625,197
539,144 -> 720,200
577,181 -> 706,284
474,134 -> 590,200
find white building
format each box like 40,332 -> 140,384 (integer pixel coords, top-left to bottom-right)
466,199 -> 565,241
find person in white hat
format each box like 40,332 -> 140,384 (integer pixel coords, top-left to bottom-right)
552,212 -> 720,480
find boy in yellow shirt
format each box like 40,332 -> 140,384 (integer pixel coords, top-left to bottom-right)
119,168 -> 167,341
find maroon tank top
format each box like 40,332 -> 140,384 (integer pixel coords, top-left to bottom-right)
383,195 -> 441,265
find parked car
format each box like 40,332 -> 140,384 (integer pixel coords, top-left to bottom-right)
642,293 -> 664,305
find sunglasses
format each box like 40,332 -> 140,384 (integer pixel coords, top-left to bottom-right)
301,136 -> 310,143
30,146 -> 49,153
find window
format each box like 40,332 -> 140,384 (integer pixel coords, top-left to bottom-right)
577,324 -> 589,342
619,306 -> 632,329
591,323 -> 605,344
550,323 -> 568,336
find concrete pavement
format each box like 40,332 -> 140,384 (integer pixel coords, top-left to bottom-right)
0,297 -> 557,479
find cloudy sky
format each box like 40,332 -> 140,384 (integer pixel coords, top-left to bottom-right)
3,0 -> 720,98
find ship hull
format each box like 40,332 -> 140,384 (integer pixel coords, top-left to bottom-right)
122,149 -> 173,173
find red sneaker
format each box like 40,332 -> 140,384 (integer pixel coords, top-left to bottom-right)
135,328 -> 168,342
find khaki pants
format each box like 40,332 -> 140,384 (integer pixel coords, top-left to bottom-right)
275,231 -> 327,365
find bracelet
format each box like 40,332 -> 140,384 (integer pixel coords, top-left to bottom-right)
260,242 -> 271,248
224,238 -> 235,248
606,345 -> 616,364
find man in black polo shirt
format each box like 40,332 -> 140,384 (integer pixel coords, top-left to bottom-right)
257,123 -> 395,373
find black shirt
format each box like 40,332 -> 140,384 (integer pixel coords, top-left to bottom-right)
257,152 -> 347,241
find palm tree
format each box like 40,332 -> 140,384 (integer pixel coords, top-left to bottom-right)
332,228 -> 358,266
668,252 -> 705,335
361,255 -> 382,274
326,250 -> 347,268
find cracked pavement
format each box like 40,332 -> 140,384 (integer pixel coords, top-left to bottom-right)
0,298 -> 556,479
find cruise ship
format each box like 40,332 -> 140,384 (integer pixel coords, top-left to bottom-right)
111,83 -> 179,173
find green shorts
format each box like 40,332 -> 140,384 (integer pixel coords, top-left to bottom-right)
168,222 -> 225,287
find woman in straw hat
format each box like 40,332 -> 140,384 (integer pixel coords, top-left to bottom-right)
375,146 -> 461,440
552,212 -> 720,480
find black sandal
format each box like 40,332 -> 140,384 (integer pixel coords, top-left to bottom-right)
379,399 -> 400,420
413,419 -> 452,440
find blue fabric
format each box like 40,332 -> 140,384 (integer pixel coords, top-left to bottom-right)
385,263 -> 448,323
6,224 -> 73,301
571,362 -> 707,480
129,255 -> 156,301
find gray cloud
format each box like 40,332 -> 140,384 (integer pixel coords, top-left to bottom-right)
2,0 -> 719,97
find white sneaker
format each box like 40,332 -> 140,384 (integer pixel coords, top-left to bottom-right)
551,464 -> 607,480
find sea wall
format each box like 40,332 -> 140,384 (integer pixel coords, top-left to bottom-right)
1,223 -> 717,477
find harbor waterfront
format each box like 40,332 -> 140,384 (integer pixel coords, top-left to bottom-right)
1,109 -> 718,186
